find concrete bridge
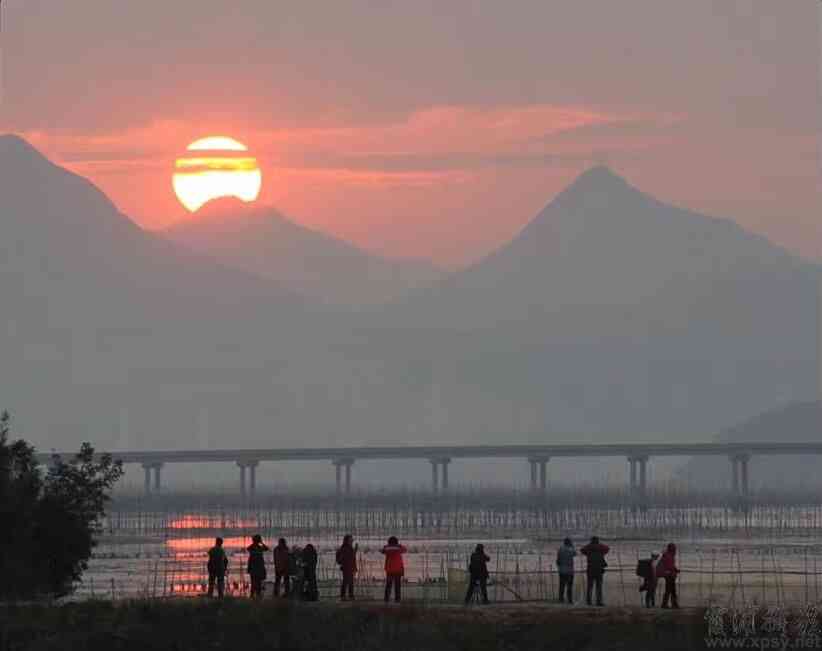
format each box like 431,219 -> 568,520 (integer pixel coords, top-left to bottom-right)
34,442 -> 822,500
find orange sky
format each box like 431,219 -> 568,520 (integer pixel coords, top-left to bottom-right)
1,1 -> 819,267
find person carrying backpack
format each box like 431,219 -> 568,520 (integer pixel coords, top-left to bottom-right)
381,536 -> 407,603
657,543 -> 680,609
336,534 -> 358,601
272,538 -> 290,597
207,537 -> 229,599
464,543 -> 490,604
288,546 -> 304,600
580,536 -> 609,606
636,553 -> 659,607
556,537 -> 577,604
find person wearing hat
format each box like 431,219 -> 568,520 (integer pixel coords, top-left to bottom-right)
556,537 -> 577,604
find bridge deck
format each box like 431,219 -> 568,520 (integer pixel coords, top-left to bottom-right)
34,442 -> 822,465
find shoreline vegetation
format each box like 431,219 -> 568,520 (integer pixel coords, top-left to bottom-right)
0,599 -> 708,650
0,413 -> 123,602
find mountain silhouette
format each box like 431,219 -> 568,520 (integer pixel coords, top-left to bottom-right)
163,198 -> 443,305
679,401 -> 822,489
379,165 -> 819,438
1,139 -> 819,462
412,165 -> 812,330
0,135 -> 325,448
0,134 -> 304,316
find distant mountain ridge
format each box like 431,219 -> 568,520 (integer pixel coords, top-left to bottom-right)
401,165 -> 813,331
0,134 -> 326,449
1,133 -> 818,463
163,198 -> 444,305
374,163 -> 820,439
0,134 -> 305,312
679,401 -> 822,489
721,401 -> 822,443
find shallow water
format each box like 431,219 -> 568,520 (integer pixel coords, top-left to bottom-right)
80,511 -> 822,607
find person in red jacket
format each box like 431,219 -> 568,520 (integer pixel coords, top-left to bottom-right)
381,536 -> 407,603
272,538 -> 290,597
657,542 -> 680,609
336,534 -> 358,600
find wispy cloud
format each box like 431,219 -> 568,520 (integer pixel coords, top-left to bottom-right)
10,104 -> 670,182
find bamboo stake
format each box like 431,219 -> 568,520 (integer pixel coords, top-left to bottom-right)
804,547 -> 809,604
616,547 -> 626,607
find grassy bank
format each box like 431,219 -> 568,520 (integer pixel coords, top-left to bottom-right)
0,599 -> 709,650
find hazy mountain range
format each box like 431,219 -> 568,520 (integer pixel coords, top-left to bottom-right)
372,166 -> 819,438
1,134 -> 819,475
681,401 -> 822,490
163,199 -> 443,305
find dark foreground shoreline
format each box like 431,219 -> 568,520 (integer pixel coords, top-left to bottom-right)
0,599 -> 717,651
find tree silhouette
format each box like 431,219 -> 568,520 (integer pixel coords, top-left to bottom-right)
0,411 -> 123,598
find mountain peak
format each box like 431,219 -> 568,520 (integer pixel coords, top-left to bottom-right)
0,134 -> 51,166
508,165 -> 639,243
167,198 -> 286,235
193,196 -> 263,220
565,165 -> 631,194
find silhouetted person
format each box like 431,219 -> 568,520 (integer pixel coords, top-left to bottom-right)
464,543 -> 490,604
273,538 -> 290,597
657,543 -> 679,608
207,537 -> 229,599
302,543 -> 319,601
288,546 -> 304,599
336,534 -> 358,600
246,534 -> 269,598
637,553 -> 659,607
580,536 -> 609,606
556,537 -> 577,604
381,536 -> 407,602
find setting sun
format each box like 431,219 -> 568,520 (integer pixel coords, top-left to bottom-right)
172,136 -> 262,212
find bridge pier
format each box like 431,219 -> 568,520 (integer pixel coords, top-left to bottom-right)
238,462 -> 247,498
731,456 -> 739,495
527,457 -> 549,491
333,459 -> 354,495
729,453 -> 750,498
142,463 -> 163,495
628,455 -> 648,505
638,456 -> 647,501
430,458 -> 451,493
237,460 -> 259,499
251,462 -> 258,497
